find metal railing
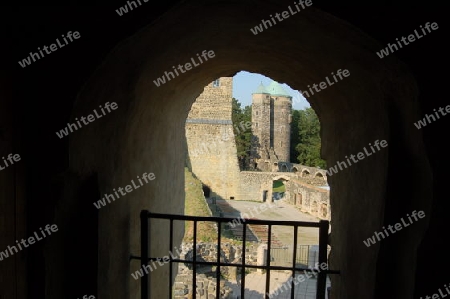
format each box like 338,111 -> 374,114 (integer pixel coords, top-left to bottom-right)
133,210 -> 339,299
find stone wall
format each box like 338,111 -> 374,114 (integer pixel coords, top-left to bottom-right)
237,171 -> 279,202
237,171 -> 330,220
173,274 -> 234,299
285,179 -> 331,220
178,242 -> 259,270
173,242 -> 259,298
251,94 -> 271,161
186,77 -> 241,200
277,162 -> 328,180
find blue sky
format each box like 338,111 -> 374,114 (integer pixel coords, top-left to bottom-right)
232,71 -> 310,110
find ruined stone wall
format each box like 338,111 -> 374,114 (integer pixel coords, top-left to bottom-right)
173,242 -> 259,299
285,179 -> 330,220
237,171 -> 275,202
186,77 -> 240,200
237,171 -> 330,220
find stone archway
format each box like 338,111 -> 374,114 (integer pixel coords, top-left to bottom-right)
302,169 -> 311,178
202,184 -> 211,198
65,1 -> 430,298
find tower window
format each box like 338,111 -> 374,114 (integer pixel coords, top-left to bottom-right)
256,111 -> 259,116
213,79 -> 220,87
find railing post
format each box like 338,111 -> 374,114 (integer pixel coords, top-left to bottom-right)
141,210 -> 149,299
316,220 -> 329,299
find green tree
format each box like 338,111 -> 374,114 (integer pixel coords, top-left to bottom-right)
293,108 -> 326,168
231,98 -> 252,169
290,110 -> 301,161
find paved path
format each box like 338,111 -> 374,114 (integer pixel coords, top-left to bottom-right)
219,199 -> 331,298
208,198 -> 332,298
226,271 -> 331,299
217,198 -> 321,245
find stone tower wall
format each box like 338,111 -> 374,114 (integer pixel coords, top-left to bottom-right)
252,91 -> 292,169
251,93 -> 271,162
185,77 -> 241,200
273,96 -> 292,162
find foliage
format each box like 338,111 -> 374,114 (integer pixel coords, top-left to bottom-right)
291,108 -> 326,168
290,110 -> 301,160
232,98 -> 324,169
231,98 -> 253,169
272,180 -> 286,192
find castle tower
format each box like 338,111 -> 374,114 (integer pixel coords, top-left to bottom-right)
251,81 -> 292,169
266,81 -> 292,162
185,77 -> 241,200
251,83 -> 271,163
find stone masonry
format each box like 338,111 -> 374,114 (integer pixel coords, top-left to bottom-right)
251,81 -> 292,170
185,77 -> 241,200
173,242 -> 260,299
237,171 -> 330,220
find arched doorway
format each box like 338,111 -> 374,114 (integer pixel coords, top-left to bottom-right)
66,1 -> 428,298
202,184 -> 211,198
272,179 -> 286,201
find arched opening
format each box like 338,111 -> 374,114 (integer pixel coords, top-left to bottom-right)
201,184 -> 211,198
302,169 -> 311,178
292,166 -> 299,174
183,73 -> 322,296
272,179 -> 286,201
61,1 -> 429,298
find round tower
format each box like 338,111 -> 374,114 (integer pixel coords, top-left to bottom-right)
266,81 -> 292,163
251,83 -> 271,168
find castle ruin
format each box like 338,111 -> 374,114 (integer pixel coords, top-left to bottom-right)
185,77 -> 329,220
251,81 -> 292,171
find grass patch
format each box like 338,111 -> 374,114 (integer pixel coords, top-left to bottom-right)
273,180 -> 286,192
184,167 -> 249,245
184,167 -> 217,242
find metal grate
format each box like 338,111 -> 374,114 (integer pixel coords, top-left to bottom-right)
134,210 -> 339,299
